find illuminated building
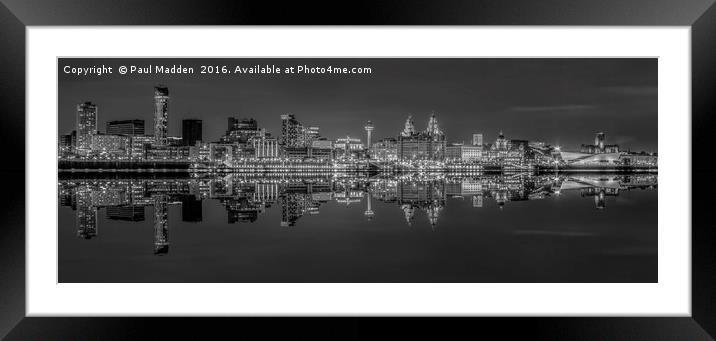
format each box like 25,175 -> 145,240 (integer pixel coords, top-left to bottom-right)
209,143 -> 233,164
182,119 -> 202,146
370,138 -> 397,161
306,126 -> 320,143
129,135 -> 155,159
620,152 -> 658,167
106,119 -> 144,136
445,143 -> 482,162
561,132 -> 623,166
76,101 -> 98,155
396,113 -> 446,161
91,134 -> 130,156
59,132 -> 74,156
280,114 -> 305,147
145,145 -> 191,160
222,117 -> 260,143
579,132 -> 620,154
334,136 -> 364,159
189,142 -> 211,161
251,136 -> 279,158
153,85 -> 169,146
472,133 -> 483,147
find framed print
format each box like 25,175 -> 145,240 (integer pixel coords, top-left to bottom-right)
1,0 -> 714,339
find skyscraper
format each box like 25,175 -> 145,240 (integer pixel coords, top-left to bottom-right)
182,119 -> 202,146
281,114 -> 304,147
76,101 -> 98,154
153,85 -> 169,146
106,119 -> 145,136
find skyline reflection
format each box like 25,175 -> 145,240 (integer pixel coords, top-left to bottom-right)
59,173 -> 657,256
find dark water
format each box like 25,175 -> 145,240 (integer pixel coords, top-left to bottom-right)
58,173 -> 657,283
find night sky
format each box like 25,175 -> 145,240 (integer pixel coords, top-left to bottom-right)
58,58 -> 657,152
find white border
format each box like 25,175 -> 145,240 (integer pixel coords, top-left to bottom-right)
27,27 -> 690,316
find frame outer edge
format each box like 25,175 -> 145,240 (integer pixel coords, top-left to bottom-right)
0,1 -> 26,340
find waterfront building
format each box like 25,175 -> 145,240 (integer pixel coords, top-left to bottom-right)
222,117 -> 260,143
251,136 -> 279,158
106,119 -> 145,136
153,85 -> 169,146
579,132 -> 620,154
370,138 -> 398,161
189,142 -> 211,162
76,101 -> 98,155
472,133 -> 483,147
334,136 -> 364,159
166,136 -> 183,147
396,113 -> 446,161
59,132 -> 75,156
280,114 -> 305,147
561,132 -> 624,166
209,143 -> 234,165
129,135 -> 155,159
182,119 -> 202,146
90,133 -> 130,157
445,143 -> 482,162
284,146 -> 333,160
620,152 -> 658,167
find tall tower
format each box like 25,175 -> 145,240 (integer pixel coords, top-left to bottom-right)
401,115 -> 415,137
76,101 -> 97,155
472,133 -> 483,147
182,119 -> 202,146
153,85 -> 169,146
595,132 -> 605,150
364,120 -> 374,149
425,112 -> 443,139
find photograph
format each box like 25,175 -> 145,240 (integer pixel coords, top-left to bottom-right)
57,57 -> 658,283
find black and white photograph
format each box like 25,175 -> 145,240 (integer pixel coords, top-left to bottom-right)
57,57 -> 658,283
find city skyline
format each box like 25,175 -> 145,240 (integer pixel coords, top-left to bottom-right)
59,58 -> 658,152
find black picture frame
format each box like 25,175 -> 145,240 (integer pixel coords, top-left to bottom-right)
0,0 -> 712,339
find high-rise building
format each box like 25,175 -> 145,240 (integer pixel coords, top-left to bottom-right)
472,133 -> 483,147
153,85 -> 169,146
223,117 -> 259,143
182,119 -> 202,146
106,119 -> 145,136
76,102 -> 98,154
281,114 -> 304,147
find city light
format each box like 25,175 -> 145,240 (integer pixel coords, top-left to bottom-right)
58,85 -> 658,172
